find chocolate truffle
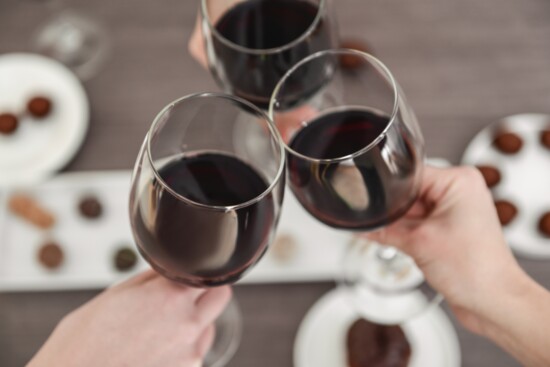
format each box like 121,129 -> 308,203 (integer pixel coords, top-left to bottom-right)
27,96 -> 52,118
476,165 -> 501,188
339,39 -> 371,70
38,242 -> 64,270
495,200 -> 518,226
541,130 -> 550,150
347,318 -> 411,367
493,131 -> 523,154
271,234 -> 298,263
538,212 -> 550,238
78,196 -> 103,219
114,247 -> 138,271
0,113 -> 18,135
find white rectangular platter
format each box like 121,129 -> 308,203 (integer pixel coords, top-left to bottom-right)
0,158 -> 449,292
0,170 -> 350,292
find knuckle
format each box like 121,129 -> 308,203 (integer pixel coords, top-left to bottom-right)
458,166 -> 484,186
180,320 -> 202,344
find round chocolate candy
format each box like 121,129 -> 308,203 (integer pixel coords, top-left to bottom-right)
493,131 -> 523,154
38,242 -> 64,270
538,212 -> 550,238
495,200 -> 518,226
114,247 -> 138,271
78,196 -> 103,219
27,96 -> 53,119
476,165 -> 501,188
339,39 -> 372,70
0,113 -> 19,135
541,130 -> 550,150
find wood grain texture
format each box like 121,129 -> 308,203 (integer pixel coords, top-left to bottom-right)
1,0 -> 550,366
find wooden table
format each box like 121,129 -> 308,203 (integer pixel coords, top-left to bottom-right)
1,0 -> 550,365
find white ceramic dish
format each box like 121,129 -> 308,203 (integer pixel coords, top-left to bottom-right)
0,53 -> 89,187
462,114 -> 550,259
294,289 -> 461,367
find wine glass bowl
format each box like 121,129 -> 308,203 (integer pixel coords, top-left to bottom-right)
270,49 -> 425,231
35,10 -> 109,80
201,0 -> 337,109
129,93 -> 285,287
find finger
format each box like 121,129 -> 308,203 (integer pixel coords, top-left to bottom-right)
195,286 -> 232,325
114,269 -> 159,289
152,277 -> 207,302
195,325 -> 216,359
420,165 -> 464,207
188,11 -> 209,69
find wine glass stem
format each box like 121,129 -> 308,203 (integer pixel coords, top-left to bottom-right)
376,245 -> 398,263
376,245 -> 410,275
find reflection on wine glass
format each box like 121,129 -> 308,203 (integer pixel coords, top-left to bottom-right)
129,92 -> 285,365
200,0 -> 338,109
269,49 -> 441,324
33,1 -> 109,80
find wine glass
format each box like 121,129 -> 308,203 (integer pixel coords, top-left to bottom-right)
200,0 -> 338,109
33,0 -> 109,80
129,92 -> 285,365
269,49 -> 441,324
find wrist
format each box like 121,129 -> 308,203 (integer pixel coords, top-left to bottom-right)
476,267 -> 539,339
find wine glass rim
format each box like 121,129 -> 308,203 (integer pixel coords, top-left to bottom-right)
146,92 -> 286,212
200,0 -> 327,55
268,48 -> 400,164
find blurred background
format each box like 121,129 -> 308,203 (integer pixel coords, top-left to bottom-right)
0,0 -> 549,366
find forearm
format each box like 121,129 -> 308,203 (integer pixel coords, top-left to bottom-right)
479,272 -> 550,367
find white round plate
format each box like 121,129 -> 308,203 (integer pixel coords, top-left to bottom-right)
462,114 -> 550,259
0,53 -> 89,187
294,289 -> 461,367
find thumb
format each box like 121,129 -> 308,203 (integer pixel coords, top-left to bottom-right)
361,222 -> 417,256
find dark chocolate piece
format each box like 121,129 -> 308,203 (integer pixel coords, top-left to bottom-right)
114,247 -> 138,271
538,212 -> 550,238
493,131 -> 523,154
541,130 -> 550,150
339,39 -> 372,70
476,165 -> 501,188
347,318 -> 411,367
38,242 -> 64,269
0,113 -> 18,135
78,196 -> 103,219
495,200 -> 518,226
27,96 -> 52,118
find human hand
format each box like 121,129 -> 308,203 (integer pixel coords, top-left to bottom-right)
365,166 -> 529,335
189,8 -> 208,69
28,270 -> 231,367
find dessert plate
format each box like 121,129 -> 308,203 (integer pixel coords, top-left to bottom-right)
294,288 -> 461,367
0,53 -> 89,187
462,114 -> 550,259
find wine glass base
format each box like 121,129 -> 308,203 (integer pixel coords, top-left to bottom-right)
34,11 -> 109,80
293,289 -> 461,367
340,237 -> 442,324
203,298 -> 242,367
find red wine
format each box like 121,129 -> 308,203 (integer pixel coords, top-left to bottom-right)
288,108 -> 420,230
132,153 -> 275,286
212,0 -> 333,108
